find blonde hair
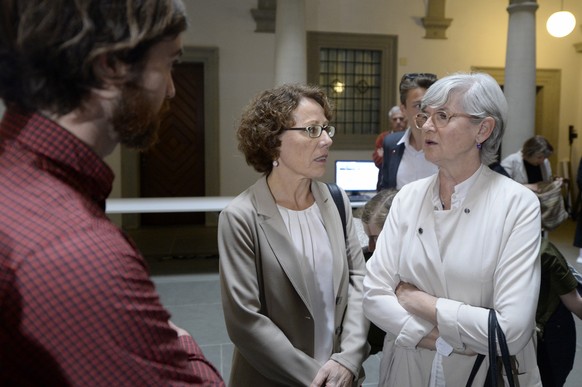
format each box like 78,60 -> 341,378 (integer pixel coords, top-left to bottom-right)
361,189 -> 398,230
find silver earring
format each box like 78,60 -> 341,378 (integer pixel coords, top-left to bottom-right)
273,160 -> 279,167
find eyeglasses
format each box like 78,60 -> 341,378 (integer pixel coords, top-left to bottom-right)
284,125 -> 335,138
414,110 -> 480,129
401,73 -> 437,82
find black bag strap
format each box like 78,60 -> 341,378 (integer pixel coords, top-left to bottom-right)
326,183 -> 346,240
495,314 -> 516,387
466,354 -> 485,386
466,310 -> 517,387
488,310 -> 499,387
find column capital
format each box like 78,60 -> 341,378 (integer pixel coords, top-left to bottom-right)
507,1 -> 538,14
422,0 -> 452,39
251,0 -> 276,33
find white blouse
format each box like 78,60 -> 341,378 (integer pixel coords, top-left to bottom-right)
278,203 -> 334,363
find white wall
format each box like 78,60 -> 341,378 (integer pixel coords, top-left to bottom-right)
104,0 -> 582,197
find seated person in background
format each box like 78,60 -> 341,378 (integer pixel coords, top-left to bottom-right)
501,135 -> 554,191
377,73 -> 438,191
537,239 -> 582,387
361,189 -> 398,258
360,189 -> 398,355
372,106 -> 407,169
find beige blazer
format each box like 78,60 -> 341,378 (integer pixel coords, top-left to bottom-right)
218,176 -> 369,386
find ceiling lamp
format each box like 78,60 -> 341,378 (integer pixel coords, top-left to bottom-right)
546,1 -> 576,38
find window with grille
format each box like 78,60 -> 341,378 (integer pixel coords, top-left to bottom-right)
307,32 -> 397,150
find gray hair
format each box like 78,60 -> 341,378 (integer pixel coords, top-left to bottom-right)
388,105 -> 401,119
420,72 -> 507,165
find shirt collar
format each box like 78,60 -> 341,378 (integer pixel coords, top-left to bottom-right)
432,164 -> 484,210
1,107 -> 114,209
397,127 -> 412,146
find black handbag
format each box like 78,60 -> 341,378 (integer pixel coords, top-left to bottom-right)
466,309 -> 520,387
326,183 -> 385,354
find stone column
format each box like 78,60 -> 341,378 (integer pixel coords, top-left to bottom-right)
502,0 -> 538,158
274,0 -> 307,86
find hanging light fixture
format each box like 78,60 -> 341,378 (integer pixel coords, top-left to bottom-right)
546,0 -> 576,38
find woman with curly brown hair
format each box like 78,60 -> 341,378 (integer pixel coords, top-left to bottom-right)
218,84 -> 369,386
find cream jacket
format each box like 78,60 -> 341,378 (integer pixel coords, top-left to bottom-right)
364,166 -> 542,386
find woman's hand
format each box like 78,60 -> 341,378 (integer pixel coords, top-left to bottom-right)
395,281 -> 438,325
395,281 -> 420,313
310,360 -> 353,387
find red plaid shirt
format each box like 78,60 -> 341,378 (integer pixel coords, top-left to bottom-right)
0,108 -> 224,386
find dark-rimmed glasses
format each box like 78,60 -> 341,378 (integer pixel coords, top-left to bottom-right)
414,110 -> 480,129
284,125 -> 335,138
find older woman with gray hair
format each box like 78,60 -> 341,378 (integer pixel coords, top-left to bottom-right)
363,72 -> 542,386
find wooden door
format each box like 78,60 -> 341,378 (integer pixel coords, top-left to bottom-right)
140,62 -> 205,226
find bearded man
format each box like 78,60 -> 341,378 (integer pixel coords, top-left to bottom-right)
0,1 -> 224,385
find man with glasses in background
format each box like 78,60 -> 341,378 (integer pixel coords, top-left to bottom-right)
377,73 -> 438,190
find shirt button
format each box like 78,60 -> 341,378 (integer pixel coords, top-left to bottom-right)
418,228 -> 423,234
464,208 -> 470,214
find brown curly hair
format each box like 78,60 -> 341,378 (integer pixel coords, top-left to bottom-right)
237,83 -> 334,174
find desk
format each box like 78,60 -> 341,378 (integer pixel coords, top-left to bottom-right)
105,197 -> 235,214
105,196 -> 365,214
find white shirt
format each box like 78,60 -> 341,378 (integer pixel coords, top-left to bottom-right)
278,203 -> 334,363
396,128 -> 438,189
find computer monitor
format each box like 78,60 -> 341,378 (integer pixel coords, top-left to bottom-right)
334,160 -> 377,196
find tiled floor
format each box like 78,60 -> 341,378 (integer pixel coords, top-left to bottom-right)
146,219 -> 582,386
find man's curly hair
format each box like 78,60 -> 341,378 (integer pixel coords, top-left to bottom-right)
237,83 -> 334,174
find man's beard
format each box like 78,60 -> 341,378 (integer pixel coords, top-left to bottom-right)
111,84 -> 171,151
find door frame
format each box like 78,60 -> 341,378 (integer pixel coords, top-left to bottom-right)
120,46 -> 220,228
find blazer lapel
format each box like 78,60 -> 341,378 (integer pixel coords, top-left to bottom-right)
252,177 -> 314,316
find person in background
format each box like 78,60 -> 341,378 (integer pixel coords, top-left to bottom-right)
364,72 -> 542,386
501,135 -> 554,192
536,239 -> 582,387
360,189 -> 398,355
361,189 -> 398,257
0,1 -> 224,385
218,84 -> 369,387
377,73 -> 439,190
372,106 -> 407,169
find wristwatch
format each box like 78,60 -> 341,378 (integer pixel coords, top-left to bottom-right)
436,337 -> 453,357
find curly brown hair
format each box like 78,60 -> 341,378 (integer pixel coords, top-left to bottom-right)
237,83 -> 334,174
